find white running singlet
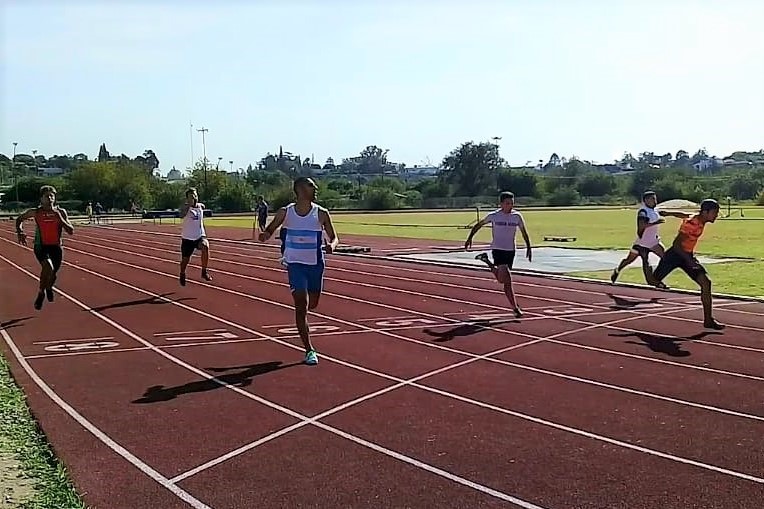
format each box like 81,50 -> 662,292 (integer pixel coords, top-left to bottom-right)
634,205 -> 661,248
282,203 -> 325,265
181,205 -> 206,240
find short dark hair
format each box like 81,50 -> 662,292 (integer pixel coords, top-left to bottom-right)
185,187 -> 197,197
643,190 -> 656,200
499,191 -> 515,202
700,199 -> 720,212
293,177 -> 317,193
40,185 -> 57,196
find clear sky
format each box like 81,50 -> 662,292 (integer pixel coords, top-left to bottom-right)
1,0 -> 763,174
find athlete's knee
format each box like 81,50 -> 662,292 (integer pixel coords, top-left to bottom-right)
697,274 -> 712,292
307,293 -> 321,310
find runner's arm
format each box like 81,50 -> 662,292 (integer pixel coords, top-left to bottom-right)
179,203 -> 190,218
659,210 -> 691,219
14,209 -> 36,245
519,223 -> 533,261
464,217 -> 490,248
57,208 -> 75,235
636,211 -> 663,237
14,208 -> 36,232
320,209 -> 339,252
260,207 -> 287,241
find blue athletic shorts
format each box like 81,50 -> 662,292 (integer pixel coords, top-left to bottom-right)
287,263 -> 324,293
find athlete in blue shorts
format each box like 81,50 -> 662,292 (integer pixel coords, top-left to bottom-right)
259,177 -> 339,365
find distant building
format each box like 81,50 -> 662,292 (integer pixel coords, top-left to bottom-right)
38,167 -> 67,177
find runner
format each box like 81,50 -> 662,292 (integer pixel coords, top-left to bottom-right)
259,177 -> 339,365
652,199 -> 724,330
255,195 -> 269,233
611,191 -> 691,287
14,185 -> 75,310
179,187 -> 212,286
464,191 -> 532,318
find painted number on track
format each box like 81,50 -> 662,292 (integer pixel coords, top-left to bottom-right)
542,307 -> 594,315
467,312 -> 515,321
375,318 -> 438,327
44,341 -> 120,352
277,325 -> 341,335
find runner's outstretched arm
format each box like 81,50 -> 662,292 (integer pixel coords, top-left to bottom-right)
259,208 -> 287,242
14,208 -> 37,246
320,209 -> 339,253
56,208 -> 75,235
464,217 -> 490,249
519,223 -> 532,261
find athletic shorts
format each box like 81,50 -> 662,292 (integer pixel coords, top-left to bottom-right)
629,244 -> 655,261
34,245 -> 63,273
653,247 -> 706,282
491,249 -> 516,269
287,263 -> 324,293
258,214 -> 267,229
181,237 -> 206,258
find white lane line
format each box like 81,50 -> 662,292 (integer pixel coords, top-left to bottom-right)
0,252 -> 549,508
170,338 -> 544,483
0,329 -> 212,509
9,245 -> 764,489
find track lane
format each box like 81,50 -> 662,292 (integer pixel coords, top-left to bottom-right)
5,227 -> 764,508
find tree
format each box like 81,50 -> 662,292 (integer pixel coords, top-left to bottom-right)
441,141 -> 504,196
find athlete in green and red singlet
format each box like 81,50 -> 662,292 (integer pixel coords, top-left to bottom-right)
15,185 -> 75,310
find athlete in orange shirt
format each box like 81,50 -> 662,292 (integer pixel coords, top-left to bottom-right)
15,185 -> 75,310
652,199 -> 723,329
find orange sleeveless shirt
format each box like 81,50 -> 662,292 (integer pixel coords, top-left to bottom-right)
34,209 -> 63,247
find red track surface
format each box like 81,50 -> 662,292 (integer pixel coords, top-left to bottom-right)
2,221 -> 764,509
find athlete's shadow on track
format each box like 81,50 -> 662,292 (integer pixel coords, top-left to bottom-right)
0,316 -> 33,331
88,293 -> 195,312
605,293 -> 665,309
132,361 -> 301,404
610,331 -> 722,357
423,319 -> 519,342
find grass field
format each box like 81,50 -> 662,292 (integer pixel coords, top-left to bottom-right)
0,355 -> 86,508
207,206 -> 764,298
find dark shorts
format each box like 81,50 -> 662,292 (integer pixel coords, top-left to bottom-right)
258,214 -> 267,229
181,237 -> 206,258
491,249 -> 516,269
630,242 -> 664,262
653,247 -> 706,282
34,244 -> 63,272
630,244 -> 653,262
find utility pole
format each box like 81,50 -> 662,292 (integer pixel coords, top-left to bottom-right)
196,127 -> 208,200
12,142 -> 18,202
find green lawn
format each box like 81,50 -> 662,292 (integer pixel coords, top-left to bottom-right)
208,207 -> 764,297
0,355 -> 87,508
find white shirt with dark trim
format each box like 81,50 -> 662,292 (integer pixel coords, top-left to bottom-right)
485,209 -> 525,251
634,205 -> 661,247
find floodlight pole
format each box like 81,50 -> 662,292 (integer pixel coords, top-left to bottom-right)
197,127 -> 209,200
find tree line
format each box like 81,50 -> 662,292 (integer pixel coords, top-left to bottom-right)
2,142 -> 763,214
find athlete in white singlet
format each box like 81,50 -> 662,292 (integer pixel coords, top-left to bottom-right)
259,177 -> 339,365
465,191 -> 532,318
611,190 -> 690,288
179,187 -> 212,286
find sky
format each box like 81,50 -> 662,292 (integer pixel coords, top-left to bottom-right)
1,0 -> 763,175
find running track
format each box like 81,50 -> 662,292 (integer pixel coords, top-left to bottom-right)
1,221 -> 764,509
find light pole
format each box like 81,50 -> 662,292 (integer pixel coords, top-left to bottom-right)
12,142 -> 18,202
196,127 -> 208,200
